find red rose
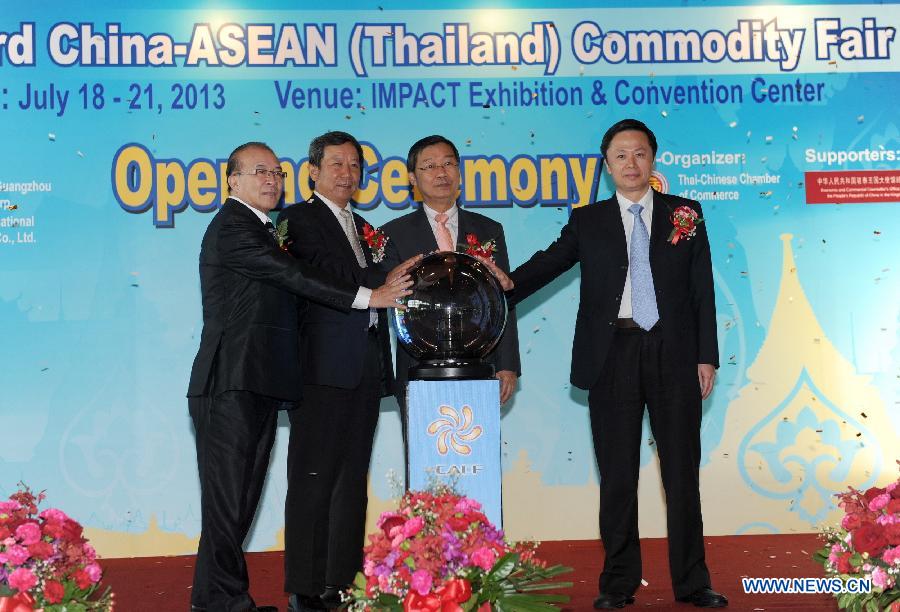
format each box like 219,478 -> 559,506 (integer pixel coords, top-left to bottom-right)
836,551 -> 855,574
43,579 -> 65,604
0,525 -> 9,539
27,540 -> 53,560
852,524 -> 887,556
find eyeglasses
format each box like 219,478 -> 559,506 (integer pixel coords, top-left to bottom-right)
234,168 -> 288,179
417,160 -> 459,173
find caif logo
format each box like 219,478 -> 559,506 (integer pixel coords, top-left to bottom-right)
428,405 -> 483,456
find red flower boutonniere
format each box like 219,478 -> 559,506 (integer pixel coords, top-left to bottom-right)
463,233 -> 498,262
667,205 -> 704,245
362,223 -> 388,263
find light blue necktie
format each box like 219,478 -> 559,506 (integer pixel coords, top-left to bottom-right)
628,204 -> 659,330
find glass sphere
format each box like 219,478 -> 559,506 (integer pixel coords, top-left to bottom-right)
392,251 -> 507,377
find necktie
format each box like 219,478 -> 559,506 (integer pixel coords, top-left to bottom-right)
339,208 -> 366,267
340,208 -> 378,327
628,204 -> 659,331
435,212 -> 454,251
264,220 -> 277,239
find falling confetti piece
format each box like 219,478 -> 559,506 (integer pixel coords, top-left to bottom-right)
728,121 -> 737,128
764,135 -> 773,143
41,367 -> 49,372
640,579 -> 649,586
482,103 -> 491,108
510,65 -> 518,71
344,115 -> 352,120
579,65 -> 585,75
7,204 -> 18,210
746,130 -> 752,139
857,115 -> 864,123
760,191 -> 772,197
661,110 -> 668,117
48,133 -> 56,141
76,150 -> 85,158
874,230 -> 881,235
861,412 -> 867,418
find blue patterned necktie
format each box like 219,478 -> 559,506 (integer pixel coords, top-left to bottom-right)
628,204 -> 659,330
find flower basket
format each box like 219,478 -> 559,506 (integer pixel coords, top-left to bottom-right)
0,484 -> 113,611
814,473 -> 900,611
347,484 -> 571,611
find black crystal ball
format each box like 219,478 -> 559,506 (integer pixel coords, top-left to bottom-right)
392,251 -> 508,379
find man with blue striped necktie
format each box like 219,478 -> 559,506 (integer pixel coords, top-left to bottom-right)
480,119 -> 725,609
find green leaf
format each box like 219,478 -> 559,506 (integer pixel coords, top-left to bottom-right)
353,572 -> 367,589
514,581 -> 574,592
495,593 -> 567,611
487,553 -> 519,581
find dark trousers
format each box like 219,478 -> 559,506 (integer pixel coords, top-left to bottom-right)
588,326 -> 710,599
284,331 -> 383,596
190,391 -> 280,612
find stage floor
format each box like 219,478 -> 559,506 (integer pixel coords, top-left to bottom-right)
102,533 -> 837,610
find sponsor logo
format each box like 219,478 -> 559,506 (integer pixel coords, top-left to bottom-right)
428,404 -> 483,456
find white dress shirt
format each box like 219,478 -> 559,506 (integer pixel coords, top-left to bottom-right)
616,188 -> 654,319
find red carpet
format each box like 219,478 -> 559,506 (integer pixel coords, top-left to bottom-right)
102,534 -> 837,611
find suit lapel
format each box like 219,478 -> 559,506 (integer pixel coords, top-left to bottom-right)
310,195 -> 361,266
649,190 -> 673,260
413,207 -> 439,252
598,197 -> 627,260
353,212 -> 374,266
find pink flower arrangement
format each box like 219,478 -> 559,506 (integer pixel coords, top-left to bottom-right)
0,484 -> 113,611
347,485 -> 571,611
815,472 -> 900,611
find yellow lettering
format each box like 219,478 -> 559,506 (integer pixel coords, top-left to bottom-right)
155,161 -> 186,225
114,145 -> 152,210
510,157 -> 538,202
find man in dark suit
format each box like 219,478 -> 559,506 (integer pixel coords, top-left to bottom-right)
482,120 -> 727,609
379,134 -> 521,461
277,132 -> 406,612
187,141 -> 413,612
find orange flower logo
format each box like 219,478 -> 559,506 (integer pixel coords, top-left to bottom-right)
428,405 -> 483,456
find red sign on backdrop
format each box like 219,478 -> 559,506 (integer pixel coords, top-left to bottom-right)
805,170 -> 900,204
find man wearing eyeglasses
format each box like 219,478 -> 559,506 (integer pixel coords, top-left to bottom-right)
187,141 -> 415,612
276,131 -> 410,612
379,134 -> 521,475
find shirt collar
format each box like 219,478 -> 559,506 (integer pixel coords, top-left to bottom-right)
231,196 -> 272,225
315,191 -> 352,219
615,187 -> 654,215
423,202 -> 458,224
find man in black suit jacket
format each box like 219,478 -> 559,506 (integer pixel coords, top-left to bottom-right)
483,120 -> 727,609
379,135 -> 521,465
277,132 -> 407,612
187,142 -> 412,612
